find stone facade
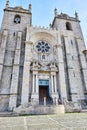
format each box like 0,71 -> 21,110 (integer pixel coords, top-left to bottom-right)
0,1 -> 87,112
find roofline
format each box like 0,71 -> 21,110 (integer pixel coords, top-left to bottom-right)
4,7 -> 32,15
52,16 -> 80,27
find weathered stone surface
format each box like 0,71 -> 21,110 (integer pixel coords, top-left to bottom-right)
0,2 -> 87,114
14,104 -> 65,114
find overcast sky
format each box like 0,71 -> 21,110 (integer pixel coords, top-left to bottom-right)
0,0 -> 87,47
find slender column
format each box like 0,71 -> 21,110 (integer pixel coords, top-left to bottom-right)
9,32 -> 22,110
0,30 -> 8,80
53,75 -> 55,93
51,73 -> 54,93
36,72 -> 39,93
57,31 -> 67,100
54,75 -> 57,94
32,73 -> 35,93
32,72 -> 38,93
51,72 -> 58,101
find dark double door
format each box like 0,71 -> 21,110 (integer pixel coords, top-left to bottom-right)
39,86 -> 49,104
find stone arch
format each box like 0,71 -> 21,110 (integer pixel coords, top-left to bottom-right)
29,31 -> 56,45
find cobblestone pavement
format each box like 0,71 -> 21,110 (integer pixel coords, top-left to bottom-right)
0,113 -> 87,130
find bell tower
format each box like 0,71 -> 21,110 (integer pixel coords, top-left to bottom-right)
1,0 -> 32,31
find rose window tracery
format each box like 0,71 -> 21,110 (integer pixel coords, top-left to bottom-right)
36,41 -> 50,53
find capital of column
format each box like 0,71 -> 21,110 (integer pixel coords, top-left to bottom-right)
51,71 -> 56,76
25,41 -> 33,45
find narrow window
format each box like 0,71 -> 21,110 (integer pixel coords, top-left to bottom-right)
66,22 -> 72,30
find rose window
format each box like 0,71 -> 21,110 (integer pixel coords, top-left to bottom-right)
36,41 -> 50,53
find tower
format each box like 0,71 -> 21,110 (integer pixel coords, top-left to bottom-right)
52,10 -> 87,102
0,1 -> 32,111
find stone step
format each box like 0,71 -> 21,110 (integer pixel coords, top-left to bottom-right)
14,105 -> 65,115
81,109 -> 87,113
0,112 -> 19,117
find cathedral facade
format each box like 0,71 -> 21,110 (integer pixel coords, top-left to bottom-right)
0,1 -> 87,112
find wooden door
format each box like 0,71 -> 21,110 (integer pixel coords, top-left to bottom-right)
39,86 -> 48,104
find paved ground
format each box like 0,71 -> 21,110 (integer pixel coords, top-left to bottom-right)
0,113 -> 87,130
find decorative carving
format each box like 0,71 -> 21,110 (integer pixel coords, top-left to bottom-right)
31,61 -> 58,72
53,45 -> 57,55
53,45 -> 58,63
40,65 -> 49,71
50,62 -> 58,72
31,61 -> 40,71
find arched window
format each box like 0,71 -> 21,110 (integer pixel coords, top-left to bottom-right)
14,15 -> 21,24
66,22 -> 72,30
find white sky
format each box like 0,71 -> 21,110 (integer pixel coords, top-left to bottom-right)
0,0 -> 87,47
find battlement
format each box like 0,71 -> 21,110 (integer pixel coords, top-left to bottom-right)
30,25 -> 57,31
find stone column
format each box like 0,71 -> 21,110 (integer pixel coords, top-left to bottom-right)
9,32 -> 22,110
0,30 -> 8,80
36,73 -> 39,93
54,74 -> 57,94
31,71 -> 39,105
51,73 -> 54,93
57,32 -> 67,101
51,72 -> 58,100
21,41 -> 32,105
32,73 -> 35,93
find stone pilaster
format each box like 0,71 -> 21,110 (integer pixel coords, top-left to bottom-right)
21,41 -> 32,105
0,30 -> 8,80
76,38 -> 87,90
57,32 -> 67,101
9,32 -> 22,110
31,71 -> 39,105
64,36 -> 80,101
21,61 -> 30,105
64,36 -> 74,101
